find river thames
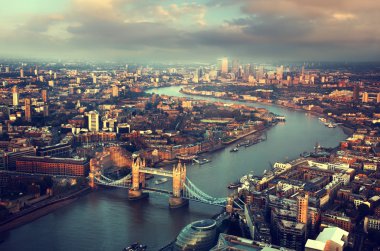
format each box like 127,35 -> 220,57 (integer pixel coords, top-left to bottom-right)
0,86 -> 347,251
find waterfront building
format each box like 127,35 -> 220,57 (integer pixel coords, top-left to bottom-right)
16,155 -> 89,176
174,219 -> 217,251
3,146 -> 36,170
36,143 -> 71,158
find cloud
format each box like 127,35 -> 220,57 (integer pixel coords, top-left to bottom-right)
0,0 -> 379,61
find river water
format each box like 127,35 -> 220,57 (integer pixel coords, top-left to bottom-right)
0,86 -> 347,251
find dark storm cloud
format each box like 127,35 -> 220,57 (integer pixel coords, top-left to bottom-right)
67,21 -> 191,50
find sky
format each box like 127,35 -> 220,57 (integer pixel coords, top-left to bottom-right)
0,0 -> 379,62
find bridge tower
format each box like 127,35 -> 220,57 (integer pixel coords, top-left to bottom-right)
169,162 -> 188,208
89,158 -> 99,188
128,157 -> 148,200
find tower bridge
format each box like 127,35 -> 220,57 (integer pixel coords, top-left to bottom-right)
90,157 -> 241,209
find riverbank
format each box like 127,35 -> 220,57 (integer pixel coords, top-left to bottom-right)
179,88 -> 354,138
0,187 -> 91,233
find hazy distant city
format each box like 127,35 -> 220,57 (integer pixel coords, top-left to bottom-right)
0,1 -> 380,251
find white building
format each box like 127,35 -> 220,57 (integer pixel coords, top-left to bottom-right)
305,227 -> 348,251
86,111 -> 99,132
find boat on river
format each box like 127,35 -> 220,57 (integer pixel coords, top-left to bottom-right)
230,148 -> 239,152
124,242 -> 147,251
155,178 -> 168,185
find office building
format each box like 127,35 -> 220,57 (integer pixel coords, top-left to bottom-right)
86,110 -> 99,132
20,68 -> 24,78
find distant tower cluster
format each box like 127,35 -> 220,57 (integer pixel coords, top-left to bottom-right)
218,57 -> 228,74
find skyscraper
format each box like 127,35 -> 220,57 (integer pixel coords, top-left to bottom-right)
43,104 -> 49,117
25,98 -> 31,122
86,111 -> 99,132
41,90 -> 48,103
12,86 -> 19,106
20,68 -> 24,78
297,193 -> 309,224
353,82 -> 360,102
218,57 -> 228,74
231,59 -> 239,74
377,93 -> 380,103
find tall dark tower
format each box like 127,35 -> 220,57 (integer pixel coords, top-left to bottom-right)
353,82 -> 360,102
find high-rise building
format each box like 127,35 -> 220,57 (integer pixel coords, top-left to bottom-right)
218,57 -> 228,74
297,193 -> 309,224
12,86 -> 19,106
24,98 -> 31,122
41,89 -> 48,103
86,110 -> 99,132
353,83 -> 360,101
20,68 -> 24,78
43,104 -> 49,117
93,75 -> 97,84
376,93 -> 380,103
362,92 -> 369,103
231,59 -> 239,74
76,77 -> 81,84
277,220 -> 306,251
5,66 -> 10,73
112,85 -> 119,97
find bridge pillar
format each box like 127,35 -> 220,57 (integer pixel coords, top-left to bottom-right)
226,196 -> 234,214
169,162 -> 188,208
128,157 -> 148,200
89,158 -> 98,189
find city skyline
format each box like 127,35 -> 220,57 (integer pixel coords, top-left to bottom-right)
0,0 -> 379,62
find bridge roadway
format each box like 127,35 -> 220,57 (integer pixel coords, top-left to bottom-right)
139,167 -> 173,177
